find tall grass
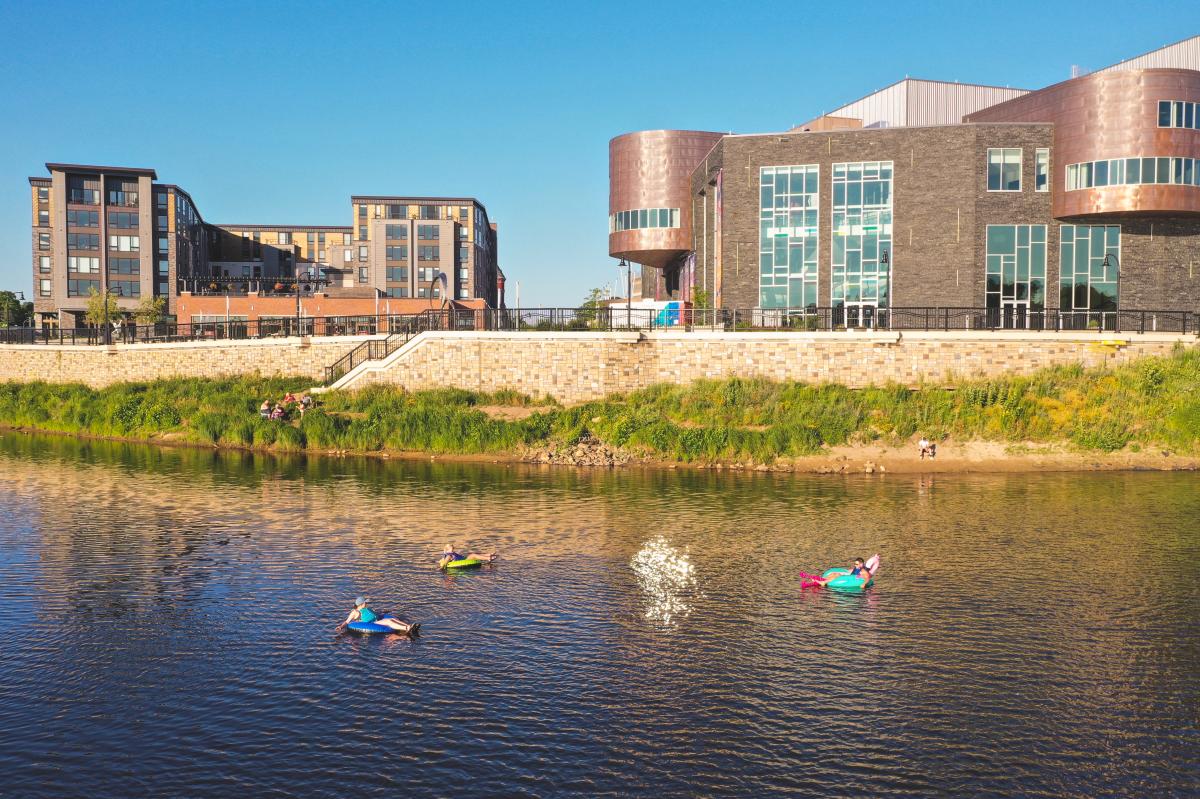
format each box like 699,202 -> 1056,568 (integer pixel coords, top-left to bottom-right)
1,348 -> 1198,462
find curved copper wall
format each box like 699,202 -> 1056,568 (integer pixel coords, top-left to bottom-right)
609,129 -> 724,269
967,68 -> 1200,218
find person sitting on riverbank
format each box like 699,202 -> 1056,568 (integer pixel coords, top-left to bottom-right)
270,403 -> 286,421
438,543 -> 497,569
810,557 -> 871,586
283,392 -> 298,405
918,437 -> 931,459
298,393 -> 313,417
336,596 -> 415,633
259,400 -> 271,419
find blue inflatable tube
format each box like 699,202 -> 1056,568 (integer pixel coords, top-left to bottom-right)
347,614 -> 405,634
821,568 -> 873,593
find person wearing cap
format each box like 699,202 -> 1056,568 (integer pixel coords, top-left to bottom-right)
336,596 -> 414,633
437,543 -> 497,570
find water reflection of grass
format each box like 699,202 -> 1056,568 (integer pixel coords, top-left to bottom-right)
1,348 -> 1199,463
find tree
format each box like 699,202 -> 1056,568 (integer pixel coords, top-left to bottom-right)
84,287 -> 121,327
0,291 -> 32,327
692,288 -> 712,309
576,286 -> 605,326
133,295 -> 166,325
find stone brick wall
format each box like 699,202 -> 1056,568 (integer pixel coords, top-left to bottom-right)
1,331 -> 1193,400
344,330 -> 1195,403
0,337 -> 368,387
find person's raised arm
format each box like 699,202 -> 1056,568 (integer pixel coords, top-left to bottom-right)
335,609 -> 356,631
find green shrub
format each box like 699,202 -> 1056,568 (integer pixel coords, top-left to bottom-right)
274,425 -> 306,451
192,412 -> 226,444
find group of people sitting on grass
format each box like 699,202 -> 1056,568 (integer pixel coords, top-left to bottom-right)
259,392 -> 314,422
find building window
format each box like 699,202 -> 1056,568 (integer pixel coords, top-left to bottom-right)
418,245 -> 439,261
107,189 -> 138,207
358,267 -> 369,283
67,279 -> 100,297
359,225 -> 368,241
386,267 -> 409,282
358,204 -> 367,219
385,245 -> 408,260
38,210 -> 49,226
1066,156 -> 1200,190
418,224 -> 440,240
158,237 -> 169,252
358,245 -> 368,262
459,206 -> 469,220
68,233 -> 101,250
37,187 -> 49,201
69,188 -> 99,204
110,257 -> 139,275
278,232 -> 291,245
831,161 -> 892,313
157,259 -> 168,276
385,224 -> 408,240
318,250 -> 327,261
342,232 -> 352,245
111,280 -> 140,297
318,232 -> 326,244
419,205 -> 438,219
68,256 -> 100,273
68,210 -> 101,227
107,211 -> 138,228
108,235 -> 139,252
1035,149 -> 1050,192
1158,100 -> 1200,129
157,215 -> 168,229
39,233 -> 51,250
156,192 -> 168,209
1060,225 -> 1119,315
459,288 -> 469,299
343,250 -> 352,263
387,204 -> 407,219
985,225 -> 1046,314
758,165 -> 819,309
39,278 -> 51,297
384,287 -> 410,298
610,207 -> 681,232
39,256 -> 51,273
987,148 -> 1022,191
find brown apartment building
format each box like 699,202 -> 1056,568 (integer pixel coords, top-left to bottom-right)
610,36 -> 1200,327
28,165 -> 504,327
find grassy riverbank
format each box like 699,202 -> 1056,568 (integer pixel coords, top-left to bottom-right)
1,348 -> 1198,465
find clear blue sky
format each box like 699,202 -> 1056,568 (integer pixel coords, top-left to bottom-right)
0,1 -> 1194,305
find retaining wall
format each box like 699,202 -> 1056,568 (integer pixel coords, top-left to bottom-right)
0,337 -> 366,387
0,330 -> 1193,398
343,330 -> 1196,402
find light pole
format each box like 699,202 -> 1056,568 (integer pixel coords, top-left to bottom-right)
619,258 -> 631,328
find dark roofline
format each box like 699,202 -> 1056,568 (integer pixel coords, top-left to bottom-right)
45,162 -> 158,179
157,184 -> 206,225
350,195 -> 485,206
209,223 -> 353,231
28,176 -> 51,185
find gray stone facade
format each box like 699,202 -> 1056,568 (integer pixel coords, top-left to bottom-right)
682,124 -> 1200,312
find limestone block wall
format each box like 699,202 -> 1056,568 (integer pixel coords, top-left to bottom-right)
0,337 -> 369,387
346,330 -> 1196,403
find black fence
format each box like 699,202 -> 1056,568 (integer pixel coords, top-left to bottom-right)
2,307 -> 1196,355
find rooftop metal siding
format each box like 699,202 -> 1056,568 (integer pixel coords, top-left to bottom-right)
830,79 -> 1030,127
907,82 -> 1031,125
1097,35 -> 1200,73
830,82 -> 908,128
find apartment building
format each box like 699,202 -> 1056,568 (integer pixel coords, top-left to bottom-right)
27,164 -> 504,328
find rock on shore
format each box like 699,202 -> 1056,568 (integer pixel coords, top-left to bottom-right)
525,436 -> 634,467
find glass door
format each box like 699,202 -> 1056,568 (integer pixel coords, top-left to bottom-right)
1001,300 -> 1029,329
842,302 -> 878,329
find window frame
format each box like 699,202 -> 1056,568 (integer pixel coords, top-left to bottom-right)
987,148 -> 1023,192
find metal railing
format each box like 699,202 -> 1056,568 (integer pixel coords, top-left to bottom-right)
2,306 -> 1195,355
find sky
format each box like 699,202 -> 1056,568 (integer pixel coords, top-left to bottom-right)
0,1 -> 1195,306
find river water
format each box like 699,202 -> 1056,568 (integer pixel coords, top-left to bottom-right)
0,432 -> 1196,798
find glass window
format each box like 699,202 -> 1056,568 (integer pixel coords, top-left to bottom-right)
342,232 -> 352,245
358,225 -> 368,241
831,161 -> 891,311
1035,149 -> 1049,192
358,245 -> 368,262
1159,100 -> 1172,127
37,187 -> 49,201
1059,224 -> 1119,314
760,165 -> 819,309
39,278 -> 51,297
39,255 -> 51,272
987,148 -> 1022,191
278,232 -> 291,245
158,237 -> 169,252
38,210 -> 49,225
420,205 -> 438,219
1156,157 -> 1170,184
358,267 -> 369,283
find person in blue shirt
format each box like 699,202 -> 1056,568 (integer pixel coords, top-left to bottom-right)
336,596 -> 414,633
811,557 -> 870,586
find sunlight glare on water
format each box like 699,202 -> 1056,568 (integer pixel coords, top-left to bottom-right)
630,535 -> 700,626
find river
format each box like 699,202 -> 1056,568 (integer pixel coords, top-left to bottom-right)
0,432 -> 1196,797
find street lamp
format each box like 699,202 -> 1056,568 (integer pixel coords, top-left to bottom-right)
101,286 -> 119,345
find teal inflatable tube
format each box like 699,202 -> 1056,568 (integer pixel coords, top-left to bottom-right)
821,567 -> 873,593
